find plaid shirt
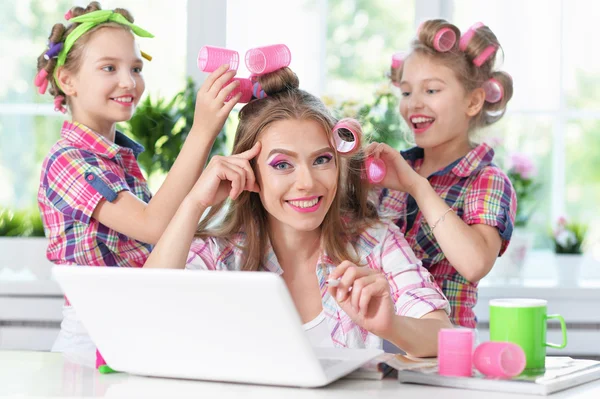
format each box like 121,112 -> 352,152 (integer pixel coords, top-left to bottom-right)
38,121 -> 153,268
185,221 -> 450,350
377,143 -> 516,328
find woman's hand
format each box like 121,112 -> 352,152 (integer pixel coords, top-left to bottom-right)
190,64 -> 242,140
365,142 -> 424,196
189,142 -> 261,209
327,261 -> 396,339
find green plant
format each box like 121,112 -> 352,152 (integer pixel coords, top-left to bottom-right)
324,82 -> 411,150
551,217 -> 588,254
0,208 -> 45,237
506,153 -> 541,227
120,77 -> 229,179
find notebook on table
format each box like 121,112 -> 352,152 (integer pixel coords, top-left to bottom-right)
52,266 -> 382,388
396,356 -> 600,395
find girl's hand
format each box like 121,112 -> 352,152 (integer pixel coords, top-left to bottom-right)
327,261 -> 396,339
191,64 -> 242,140
189,142 -> 261,208
365,142 -> 423,196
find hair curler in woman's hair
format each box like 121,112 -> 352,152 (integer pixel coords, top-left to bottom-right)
332,118 -> 361,155
197,45 -> 240,72
245,44 -> 291,75
482,78 -> 503,103
365,157 -> 386,184
224,78 -> 253,103
432,27 -> 456,52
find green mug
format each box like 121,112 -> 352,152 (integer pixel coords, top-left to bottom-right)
489,298 -> 567,370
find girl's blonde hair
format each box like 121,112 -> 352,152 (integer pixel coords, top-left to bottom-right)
196,67 -> 379,271
35,2 -> 135,111
391,19 -> 513,133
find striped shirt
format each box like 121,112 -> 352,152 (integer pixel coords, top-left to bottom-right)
377,143 -> 517,328
38,121 -> 153,268
185,221 -> 450,349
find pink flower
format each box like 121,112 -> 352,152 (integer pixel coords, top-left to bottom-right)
557,216 -> 568,227
509,153 -> 537,179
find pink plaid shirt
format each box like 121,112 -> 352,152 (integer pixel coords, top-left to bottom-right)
377,143 -> 517,328
38,121 -> 153,268
185,221 -> 450,349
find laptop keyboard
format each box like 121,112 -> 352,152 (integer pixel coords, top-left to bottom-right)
319,358 -> 344,370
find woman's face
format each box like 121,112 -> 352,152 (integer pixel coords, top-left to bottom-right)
254,118 -> 338,233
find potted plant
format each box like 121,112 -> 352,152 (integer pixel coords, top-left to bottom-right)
551,217 -> 588,285
505,153 -> 542,274
120,77 -> 230,185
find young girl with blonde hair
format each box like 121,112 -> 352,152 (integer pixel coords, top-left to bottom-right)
370,19 -> 517,328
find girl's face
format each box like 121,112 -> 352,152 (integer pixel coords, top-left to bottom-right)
399,52 -> 479,149
254,118 -> 338,234
62,27 -> 145,133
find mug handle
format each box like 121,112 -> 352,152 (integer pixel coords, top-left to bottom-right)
546,314 -> 567,349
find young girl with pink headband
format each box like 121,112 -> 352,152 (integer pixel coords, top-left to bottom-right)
35,1 -> 242,367
369,19 -> 517,329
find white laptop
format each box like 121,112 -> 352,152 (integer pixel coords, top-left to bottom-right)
52,266 -> 383,388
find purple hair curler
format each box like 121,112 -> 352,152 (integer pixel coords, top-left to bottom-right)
197,46 -> 239,72
44,42 -> 64,60
245,44 -> 291,75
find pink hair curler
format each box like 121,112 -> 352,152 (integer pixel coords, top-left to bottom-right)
332,118 -> 361,155
459,22 -> 484,51
34,69 -> 48,87
197,45 -> 239,72
433,27 -> 456,52
245,44 -> 291,75
473,45 -> 497,67
473,342 -> 526,378
365,157 -> 386,184
38,79 -> 49,95
391,52 -> 405,69
224,78 -> 253,103
54,95 -> 67,113
438,328 -> 474,377
482,78 -> 503,103
64,9 -> 73,21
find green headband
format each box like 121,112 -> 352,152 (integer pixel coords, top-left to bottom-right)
54,10 -> 154,89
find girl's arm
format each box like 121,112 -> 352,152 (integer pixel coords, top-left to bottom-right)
368,142 -> 509,283
93,65 -> 243,245
144,143 -> 261,269
411,177 -> 503,282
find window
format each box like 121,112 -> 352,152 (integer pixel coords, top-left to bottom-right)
452,0 -> 600,253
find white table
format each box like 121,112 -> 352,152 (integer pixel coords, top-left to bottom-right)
2,351 -> 600,398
